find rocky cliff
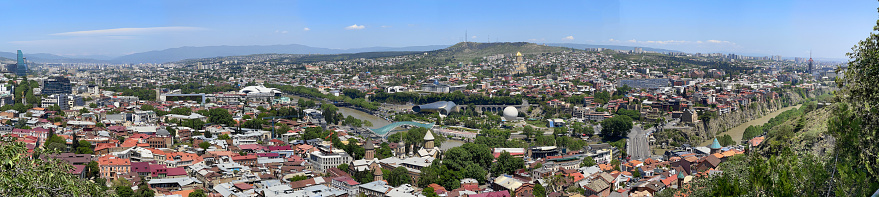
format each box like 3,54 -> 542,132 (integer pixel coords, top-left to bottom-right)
670,88 -> 828,146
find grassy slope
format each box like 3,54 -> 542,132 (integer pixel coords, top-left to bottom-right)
431,42 -> 569,61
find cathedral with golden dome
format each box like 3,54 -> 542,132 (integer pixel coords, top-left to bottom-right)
512,51 -> 527,75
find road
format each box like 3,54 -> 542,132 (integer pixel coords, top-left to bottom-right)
627,125 -> 650,161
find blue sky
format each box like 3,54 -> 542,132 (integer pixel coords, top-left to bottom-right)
1,0 -> 876,59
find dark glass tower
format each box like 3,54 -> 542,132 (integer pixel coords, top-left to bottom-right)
15,50 -> 27,76
43,76 -> 72,95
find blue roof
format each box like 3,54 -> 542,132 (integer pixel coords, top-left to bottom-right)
709,138 -> 722,149
370,121 -> 434,136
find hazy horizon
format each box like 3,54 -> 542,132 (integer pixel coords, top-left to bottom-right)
2,0 -> 875,59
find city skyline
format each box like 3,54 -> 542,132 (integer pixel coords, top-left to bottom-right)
2,0 -> 875,59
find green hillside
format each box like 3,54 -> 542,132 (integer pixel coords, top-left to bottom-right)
428,42 -> 570,61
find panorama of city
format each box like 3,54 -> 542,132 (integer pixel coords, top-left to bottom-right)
2,1 -> 879,197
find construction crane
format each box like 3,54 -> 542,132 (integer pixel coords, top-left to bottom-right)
262,115 -> 300,139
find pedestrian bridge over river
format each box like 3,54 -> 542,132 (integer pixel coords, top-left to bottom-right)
370,121 -> 434,136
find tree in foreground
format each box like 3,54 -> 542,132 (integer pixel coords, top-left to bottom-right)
600,115 -> 633,139
387,166 -> 412,186
0,137 -> 110,196
188,189 -> 206,197
491,151 -> 524,175
533,183 -> 546,197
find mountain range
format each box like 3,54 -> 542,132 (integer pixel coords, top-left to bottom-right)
1,43 -> 685,64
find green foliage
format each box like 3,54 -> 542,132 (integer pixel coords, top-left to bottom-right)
491,151 -> 524,176
218,134 -> 231,140
115,185 -> 133,197
417,160 -> 461,190
188,189 -> 206,197
198,141 -> 211,149
337,164 -> 349,171
741,125 -> 763,141
377,143 -> 393,159
161,83 -> 237,94
205,108 -> 234,125
593,91 -> 610,104
241,118 -> 267,130
182,119 -> 205,130
370,91 -> 521,105
44,133 -> 68,152
321,104 -> 341,125
302,127 -> 334,141
475,129 -> 521,148
600,115 -> 633,139
76,140 -> 93,154
827,103 -> 879,195
418,143 -> 493,188
387,167 -> 412,186
344,138 -> 365,160
616,109 -> 640,121
287,175 -> 308,182
718,134 -> 735,146
580,156 -> 596,167
170,107 -> 192,115
533,183 -> 546,197
422,187 -> 440,197
674,152 -> 834,196
86,161 -> 100,179
0,138 -> 110,196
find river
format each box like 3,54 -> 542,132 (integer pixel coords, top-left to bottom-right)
699,104 -> 802,146
287,95 -> 392,129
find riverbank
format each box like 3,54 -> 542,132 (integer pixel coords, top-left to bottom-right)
286,95 -> 392,129
700,104 -> 802,146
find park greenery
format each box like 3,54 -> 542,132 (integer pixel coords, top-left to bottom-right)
660,12 -> 879,196
0,137 -> 111,196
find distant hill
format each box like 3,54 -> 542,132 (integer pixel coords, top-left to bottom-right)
0,52 -> 110,64
543,43 -> 682,53
2,42 -> 688,64
111,44 -> 451,64
428,42 -> 569,60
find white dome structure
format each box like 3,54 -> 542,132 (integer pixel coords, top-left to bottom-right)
239,86 -> 282,95
503,106 -> 519,119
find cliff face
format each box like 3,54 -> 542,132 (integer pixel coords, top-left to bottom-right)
681,89 -> 827,146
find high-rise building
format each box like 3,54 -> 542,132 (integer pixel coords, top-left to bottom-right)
15,50 -> 27,76
43,76 -> 72,95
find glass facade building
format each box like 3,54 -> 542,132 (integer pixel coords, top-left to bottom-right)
43,76 -> 72,95
15,50 -> 27,76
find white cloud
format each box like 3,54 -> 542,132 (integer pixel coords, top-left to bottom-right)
381,25 -> 391,28
707,40 -> 732,44
627,39 -> 637,43
642,40 -> 688,44
471,36 -> 477,39
609,38 -> 616,42
51,26 -> 204,36
345,24 -> 365,30
303,27 -> 310,31
563,36 -> 574,40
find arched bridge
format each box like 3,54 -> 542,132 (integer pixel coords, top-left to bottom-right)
370,121 -> 434,136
